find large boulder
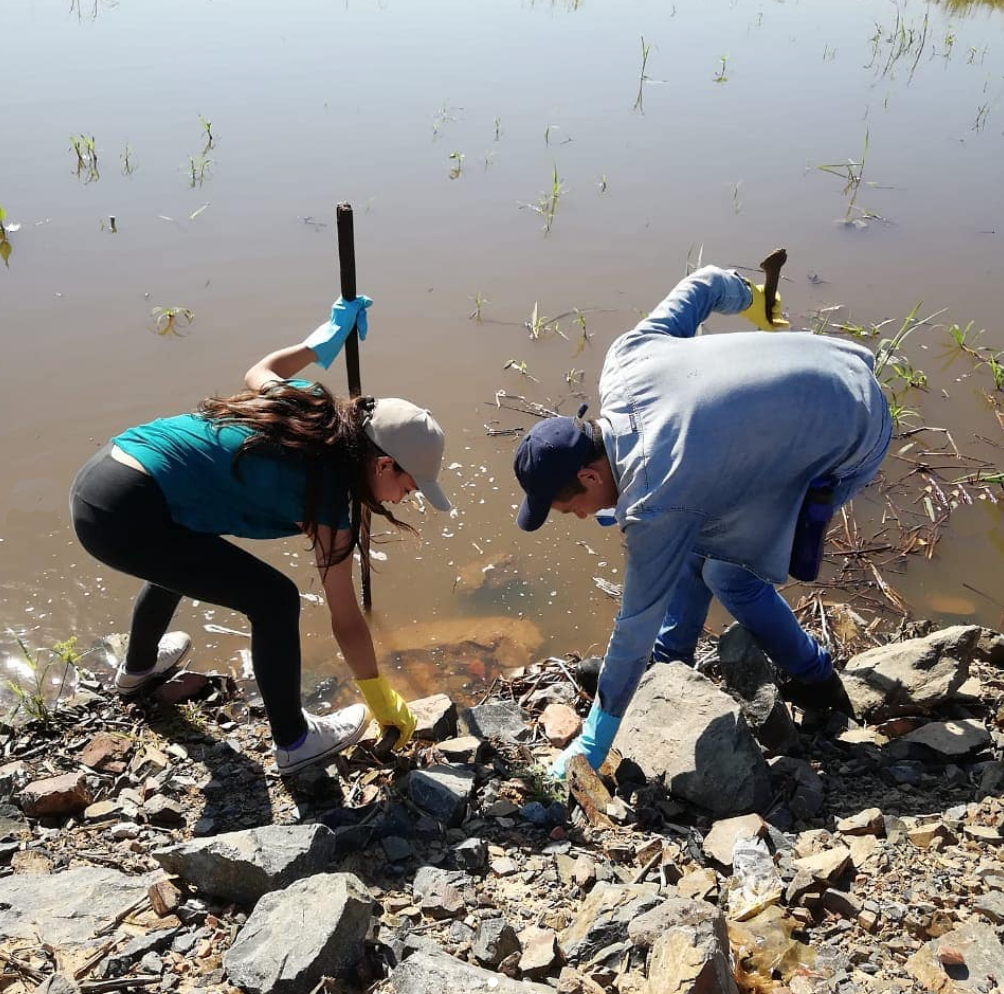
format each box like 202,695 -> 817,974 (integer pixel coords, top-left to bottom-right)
618,664 -> 772,816
223,873 -> 373,992
843,626 -> 981,720
646,907 -> 738,994
0,867 -> 158,946
388,949 -> 553,993
907,920 -> 1004,993
152,824 -> 339,906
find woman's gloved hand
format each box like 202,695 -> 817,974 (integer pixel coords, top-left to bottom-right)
549,701 -> 622,780
740,283 -> 790,331
355,674 -> 417,749
303,295 -> 374,369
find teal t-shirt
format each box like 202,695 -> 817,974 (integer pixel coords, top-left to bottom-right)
113,380 -> 351,539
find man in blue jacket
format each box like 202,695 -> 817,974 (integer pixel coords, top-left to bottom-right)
513,266 -> 891,777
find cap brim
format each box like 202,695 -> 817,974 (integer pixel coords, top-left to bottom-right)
416,479 -> 451,512
516,493 -> 552,532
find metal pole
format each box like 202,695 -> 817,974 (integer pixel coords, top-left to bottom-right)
336,202 -> 372,611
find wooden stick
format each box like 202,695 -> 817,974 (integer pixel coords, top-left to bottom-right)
336,202 -> 373,611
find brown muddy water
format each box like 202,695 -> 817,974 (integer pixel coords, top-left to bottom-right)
2,0 -> 1004,710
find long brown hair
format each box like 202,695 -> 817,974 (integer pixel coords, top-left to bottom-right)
197,380 -> 414,566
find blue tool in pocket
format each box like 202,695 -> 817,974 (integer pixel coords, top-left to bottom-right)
789,478 -> 836,582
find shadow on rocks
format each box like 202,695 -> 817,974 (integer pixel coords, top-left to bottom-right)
141,700 -> 273,834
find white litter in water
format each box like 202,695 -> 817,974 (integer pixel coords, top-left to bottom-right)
300,592 -> 324,605
370,550 -> 388,561
593,576 -> 623,599
204,624 -> 251,638
236,648 -> 253,679
448,462 -> 463,470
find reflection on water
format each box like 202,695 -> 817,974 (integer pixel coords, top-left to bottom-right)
1,0 -> 1003,709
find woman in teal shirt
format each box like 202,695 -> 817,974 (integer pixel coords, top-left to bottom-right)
70,302 -> 451,774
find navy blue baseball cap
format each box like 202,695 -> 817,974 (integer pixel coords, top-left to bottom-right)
514,404 -> 597,532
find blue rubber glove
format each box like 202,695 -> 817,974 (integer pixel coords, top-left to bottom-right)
549,701 -> 622,780
303,295 -> 373,369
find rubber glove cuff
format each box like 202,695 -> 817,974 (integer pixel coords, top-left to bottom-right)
355,674 -> 417,749
303,294 -> 373,369
549,702 -> 622,781
740,282 -> 789,331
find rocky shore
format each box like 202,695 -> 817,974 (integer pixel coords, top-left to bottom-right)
2,617 -> 1004,994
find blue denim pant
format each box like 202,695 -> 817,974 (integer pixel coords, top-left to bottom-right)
652,409 -> 892,682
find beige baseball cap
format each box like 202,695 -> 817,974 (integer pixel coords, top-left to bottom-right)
364,398 -> 451,511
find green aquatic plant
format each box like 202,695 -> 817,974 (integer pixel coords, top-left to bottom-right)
188,154 -> 213,187
598,174 -> 608,193
120,142 -> 136,175
70,134 -> 100,182
565,368 -> 584,386
494,117 -> 502,141
199,114 -> 214,149
572,309 -> 592,356
947,320 -> 984,353
713,55 -> 729,83
886,395 -> 919,428
469,292 -> 488,323
983,353 -> 1004,391
732,181 -> 743,215
448,151 -> 464,180
151,306 -> 195,337
537,164 -> 565,234
873,301 -> 945,384
503,359 -> 539,382
817,130 -> 887,226
633,35 -> 653,111
0,207 -> 11,268
4,632 -> 80,727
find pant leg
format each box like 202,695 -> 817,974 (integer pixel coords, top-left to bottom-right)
70,451 -> 307,745
652,552 -> 715,666
701,558 -> 831,681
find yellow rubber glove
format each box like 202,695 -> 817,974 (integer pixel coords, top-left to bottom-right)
741,282 -> 790,331
355,675 -> 417,749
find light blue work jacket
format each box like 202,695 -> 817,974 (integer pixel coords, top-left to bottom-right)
596,266 -> 891,716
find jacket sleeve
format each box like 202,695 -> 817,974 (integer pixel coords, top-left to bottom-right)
596,508 -> 704,717
629,266 -> 753,341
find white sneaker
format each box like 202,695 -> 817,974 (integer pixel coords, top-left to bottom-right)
114,631 -> 192,697
274,705 -> 370,775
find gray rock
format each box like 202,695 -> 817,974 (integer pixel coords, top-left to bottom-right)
769,756 -> 824,820
410,694 -> 459,741
717,624 -> 799,754
627,896 -> 721,951
105,926 -> 180,978
413,866 -> 470,919
898,719 -> 991,758
408,765 -> 475,826
33,976 -> 77,994
618,664 -> 772,816
382,835 -> 414,862
472,918 -> 521,968
459,702 -> 530,741
560,882 -> 662,964
152,824 -> 339,906
974,891 -> 1004,924
0,866 -> 157,946
223,872 -> 373,992
843,626 -> 981,720
452,837 -> 488,873
388,949 -> 552,993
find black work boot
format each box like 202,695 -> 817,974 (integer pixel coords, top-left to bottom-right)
782,671 -> 856,720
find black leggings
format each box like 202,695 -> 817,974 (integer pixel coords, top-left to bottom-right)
70,446 -> 307,746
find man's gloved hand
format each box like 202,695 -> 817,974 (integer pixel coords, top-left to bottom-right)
303,295 -> 374,369
782,670 -> 855,719
355,674 -> 417,749
740,283 -> 790,331
549,701 -> 622,780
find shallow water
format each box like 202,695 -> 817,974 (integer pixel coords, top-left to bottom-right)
2,0 -> 1003,706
